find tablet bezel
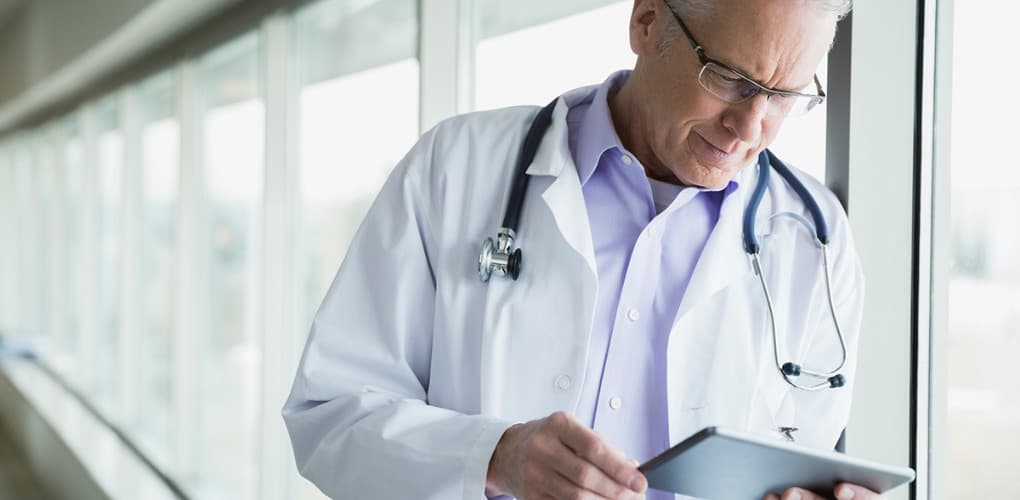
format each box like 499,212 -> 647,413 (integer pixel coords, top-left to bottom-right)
638,426 -> 915,498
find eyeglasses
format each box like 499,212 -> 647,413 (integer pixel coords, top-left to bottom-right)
664,2 -> 826,117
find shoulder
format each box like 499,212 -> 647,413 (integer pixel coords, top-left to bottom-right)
427,106 -> 540,153
791,165 -> 846,226
400,106 -> 542,202
775,160 -> 864,298
766,159 -> 850,242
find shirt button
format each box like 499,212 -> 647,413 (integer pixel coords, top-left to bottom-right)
609,396 -> 623,410
626,308 -> 640,322
554,374 -> 572,390
620,154 -> 634,165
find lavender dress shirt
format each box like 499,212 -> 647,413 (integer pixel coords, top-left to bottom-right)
566,71 -> 737,498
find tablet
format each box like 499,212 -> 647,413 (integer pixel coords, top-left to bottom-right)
638,427 -> 915,499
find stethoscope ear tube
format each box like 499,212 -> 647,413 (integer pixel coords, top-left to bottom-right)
750,150 -> 847,391
501,100 -> 558,231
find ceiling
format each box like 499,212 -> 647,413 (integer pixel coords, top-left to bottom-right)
0,0 -> 25,28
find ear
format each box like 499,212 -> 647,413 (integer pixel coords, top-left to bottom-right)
628,0 -> 665,57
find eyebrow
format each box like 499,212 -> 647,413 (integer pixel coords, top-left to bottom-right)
668,5 -> 817,95
712,56 -> 813,94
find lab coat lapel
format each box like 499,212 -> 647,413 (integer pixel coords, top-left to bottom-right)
676,163 -> 768,318
478,96 -> 599,421
666,162 -> 777,442
525,98 -> 598,278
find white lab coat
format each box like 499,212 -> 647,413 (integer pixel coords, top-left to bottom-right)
283,84 -> 865,500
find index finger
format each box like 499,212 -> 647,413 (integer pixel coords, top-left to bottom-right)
556,416 -> 647,493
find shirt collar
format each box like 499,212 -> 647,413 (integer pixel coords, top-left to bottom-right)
572,70 -> 631,186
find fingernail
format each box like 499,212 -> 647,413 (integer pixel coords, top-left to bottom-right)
629,476 -> 645,492
788,492 -> 802,500
630,458 -> 640,467
836,485 -> 855,499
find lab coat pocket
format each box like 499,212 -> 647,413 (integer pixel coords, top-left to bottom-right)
749,375 -> 796,442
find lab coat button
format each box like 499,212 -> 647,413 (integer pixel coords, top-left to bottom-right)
554,374 -> 572,390
626,308 -> 640,322
621,154 -> 634,165
609,396 -> 623,410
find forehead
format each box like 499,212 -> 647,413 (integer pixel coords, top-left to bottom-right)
689,0 -> 836,90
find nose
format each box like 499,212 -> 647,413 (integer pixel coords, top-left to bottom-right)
721,93 -> 770,143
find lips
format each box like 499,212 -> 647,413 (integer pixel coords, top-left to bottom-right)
690,132 -> 734,167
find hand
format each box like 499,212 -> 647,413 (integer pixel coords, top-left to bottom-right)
763,482 -> 885,500
486,411 -> 648,500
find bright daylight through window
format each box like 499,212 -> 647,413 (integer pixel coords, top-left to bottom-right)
946,0 -> 1019,497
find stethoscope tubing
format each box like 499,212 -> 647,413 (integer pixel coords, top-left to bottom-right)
481,98 -> 849,391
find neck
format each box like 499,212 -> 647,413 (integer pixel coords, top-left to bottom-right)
608,76 -> 687,186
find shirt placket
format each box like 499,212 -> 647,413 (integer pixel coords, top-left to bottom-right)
591,190 -> 665,462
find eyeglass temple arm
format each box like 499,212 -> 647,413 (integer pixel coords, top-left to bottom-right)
665,3 -> 705,55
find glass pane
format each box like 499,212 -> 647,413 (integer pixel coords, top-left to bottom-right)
12,141 -> 38,336
947,1 -> 1020,497
133,72 -> 179,474
474,1 -> 635,110
293,0 -> 419,342
768,57 -> 828,183
95,98 -> 124,418
34,132 -> 59,357
195,34 -> 263,500
473,1 -> 826,181
0,142 -> 15,331
63,118 -> 86,382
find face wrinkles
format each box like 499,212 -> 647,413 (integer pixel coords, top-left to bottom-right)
747,14 -> 829,93
615,0 -> 835,189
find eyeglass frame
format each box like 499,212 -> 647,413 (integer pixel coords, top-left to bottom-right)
663,2 -> 826,112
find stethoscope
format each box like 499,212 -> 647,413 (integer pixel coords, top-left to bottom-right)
478,100 -> 848,392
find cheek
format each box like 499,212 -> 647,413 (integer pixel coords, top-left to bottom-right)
660,97 -> 728,147
760,116 -> 785,147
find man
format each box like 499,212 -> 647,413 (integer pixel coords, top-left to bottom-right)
284,0 -> 878,499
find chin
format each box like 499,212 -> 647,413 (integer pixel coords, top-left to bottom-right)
682,166 -> 737,190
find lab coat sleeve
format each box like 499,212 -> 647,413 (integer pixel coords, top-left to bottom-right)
282,123 -> 513,499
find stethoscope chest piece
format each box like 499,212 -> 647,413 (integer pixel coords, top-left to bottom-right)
478,228 -> 522,282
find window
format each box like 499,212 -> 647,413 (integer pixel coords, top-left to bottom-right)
0,141 -> 15,332
293,0 -> 419,349
474,1 -> 634,111
195,34 -> 264,500
768,58 -> 827,182
133,72 -> 180,473
94,98 -> 125,418
11,141 -> 38,336
62,118 -> 86,382
946,1 -> 1020,496
32,132 -> 58,356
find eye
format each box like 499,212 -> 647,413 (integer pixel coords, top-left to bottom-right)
719,74 -> 742,83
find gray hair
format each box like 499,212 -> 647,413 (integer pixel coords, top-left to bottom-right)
668,0 -> 852,20
659,0 -> 852,53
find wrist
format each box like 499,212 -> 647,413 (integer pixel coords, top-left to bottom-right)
485,423 -> 522,496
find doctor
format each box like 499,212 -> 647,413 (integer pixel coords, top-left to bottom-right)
284,0 -> 877,499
